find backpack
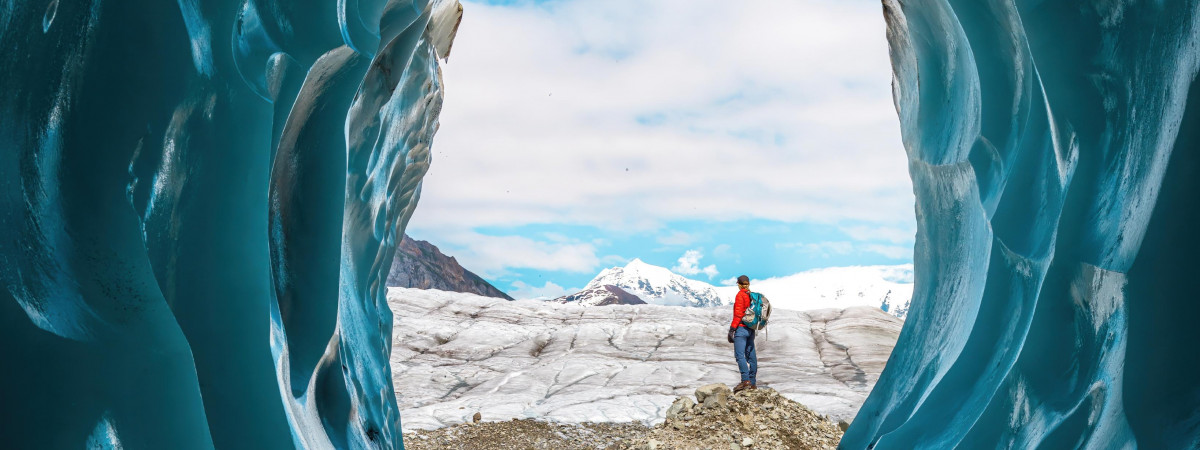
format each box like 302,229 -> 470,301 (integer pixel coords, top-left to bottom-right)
741,292 -> 771,330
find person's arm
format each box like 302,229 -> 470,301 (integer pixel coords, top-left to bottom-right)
727,291 -> 746,343
730,291 -> 747,328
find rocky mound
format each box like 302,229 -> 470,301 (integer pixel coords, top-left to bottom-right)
629,384 -> 844,450
402,419 -> 651,449
399,384 -> 845,449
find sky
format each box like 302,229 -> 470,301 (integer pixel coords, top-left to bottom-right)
404,0 -> 915,299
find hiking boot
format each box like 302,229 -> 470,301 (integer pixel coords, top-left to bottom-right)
749,383 -> 757,390
733,381 -> 751,393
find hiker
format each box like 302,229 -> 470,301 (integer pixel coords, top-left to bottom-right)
728,274 -> 757,393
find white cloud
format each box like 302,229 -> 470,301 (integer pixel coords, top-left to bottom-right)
408,0 -> 913,236
840,225 -> 916,244
599,254 -> 630,266
777,241 -> 855,256
711,243 -> 740,262
421,230 -> 602,277
861,244 -> 912,259
671,249 -> 719,279
777,240 -> 910,259
541,232 -> 574,243
508,280 -> 575,300
656,230 -> 698,246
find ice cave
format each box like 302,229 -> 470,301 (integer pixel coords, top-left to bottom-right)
1,0 -> 1198,449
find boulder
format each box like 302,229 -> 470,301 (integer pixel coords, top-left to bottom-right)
666,397 -> 695,420
696,383 -> 731,409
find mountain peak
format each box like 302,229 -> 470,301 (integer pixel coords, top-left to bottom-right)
619,258 -> 674,280
624,258 -> 650,268
574,258 -> 727,307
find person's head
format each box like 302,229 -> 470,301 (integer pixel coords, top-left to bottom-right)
737,275 -> 750,289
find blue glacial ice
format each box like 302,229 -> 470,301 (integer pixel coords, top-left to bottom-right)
0,0 -> 460,448
844,0 -> 1200,448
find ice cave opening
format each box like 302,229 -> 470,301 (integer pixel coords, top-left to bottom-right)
2,0 -> 1200,449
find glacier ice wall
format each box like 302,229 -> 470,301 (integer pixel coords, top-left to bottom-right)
0,0 -> 460,448
845,0 -> 1200,448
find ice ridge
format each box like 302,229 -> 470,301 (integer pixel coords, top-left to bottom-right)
0,1 -> 460,449
844,1 -> 1200,448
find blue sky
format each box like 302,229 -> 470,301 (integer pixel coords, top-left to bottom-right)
405,0 -> 914,298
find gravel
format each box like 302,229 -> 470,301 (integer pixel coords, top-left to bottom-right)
401,386 -> 844,450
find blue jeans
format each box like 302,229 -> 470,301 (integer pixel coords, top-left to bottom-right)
734,327 -> 757,384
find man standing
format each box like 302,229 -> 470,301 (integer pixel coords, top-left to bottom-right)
727,275 -> 757,393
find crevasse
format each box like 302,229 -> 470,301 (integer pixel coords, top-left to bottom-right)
0,1 -> 460,448
843,1 -> 1200,448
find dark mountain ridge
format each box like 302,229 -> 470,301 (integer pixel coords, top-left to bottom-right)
387,235 -> 513,300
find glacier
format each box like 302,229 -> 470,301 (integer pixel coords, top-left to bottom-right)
386,287 -> 903,431
0,0 -> 460,449
844,0 -> 1200,448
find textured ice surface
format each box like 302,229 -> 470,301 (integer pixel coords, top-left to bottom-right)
387,288 -> 902,431
845,1 -> 1200,448
0,1 -> 459,448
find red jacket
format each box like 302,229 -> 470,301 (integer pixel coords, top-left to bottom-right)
730,289 -> 750,328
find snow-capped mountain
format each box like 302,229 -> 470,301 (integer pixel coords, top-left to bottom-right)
715,264 -> 914,319
570,259 -> 729,307
553,284 -> 647,306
